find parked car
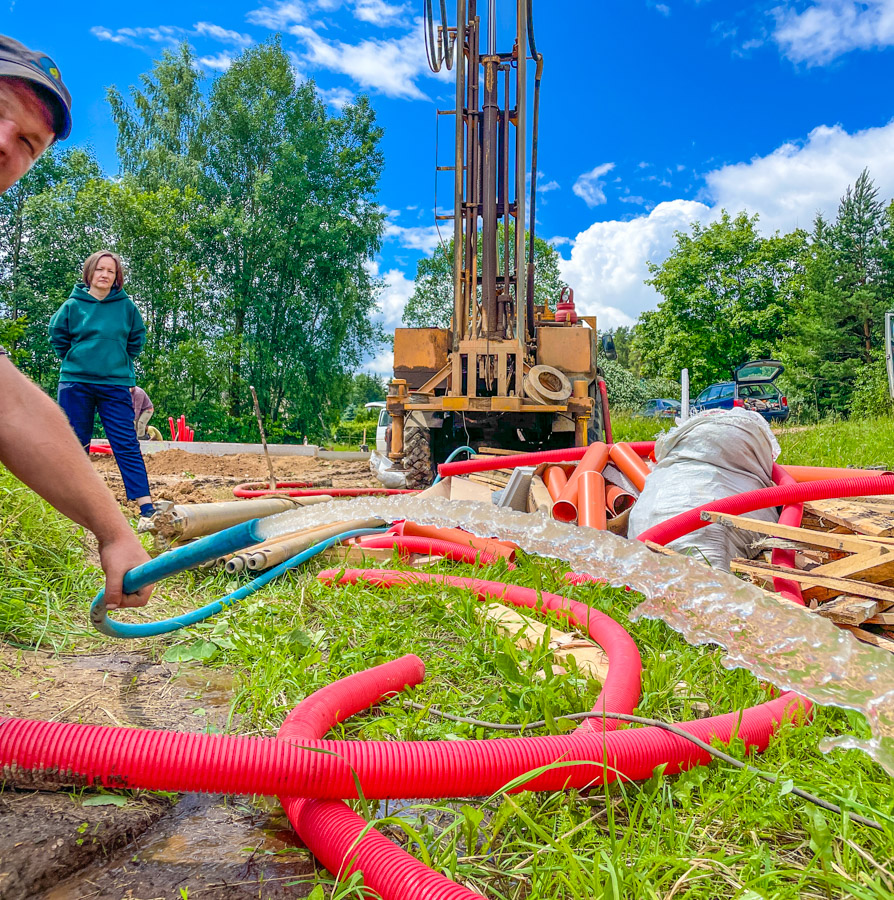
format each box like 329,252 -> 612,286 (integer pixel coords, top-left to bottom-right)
365,401 -> 390,454
693,360 -> 789,423
639,398 -> 681,418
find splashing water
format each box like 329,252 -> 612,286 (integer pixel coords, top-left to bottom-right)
258,496 -> 894,775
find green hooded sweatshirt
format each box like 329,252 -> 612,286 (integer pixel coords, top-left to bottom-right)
48,284 -> 146,387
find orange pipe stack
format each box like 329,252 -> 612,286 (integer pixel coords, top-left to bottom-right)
543,466 -> 569,501
605,484 -> 636,517
552,442 -> 610,523
608,442 -> 651,492
578,471 -> 607,529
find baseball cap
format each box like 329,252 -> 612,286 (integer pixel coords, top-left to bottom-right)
0,34 -> 72,140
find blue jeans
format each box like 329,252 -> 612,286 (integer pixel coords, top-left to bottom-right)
57,382 -> 151,501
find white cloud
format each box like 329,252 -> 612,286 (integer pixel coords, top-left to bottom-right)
317,85 -> 355,108
560,200 -> 710,329
547,236 -> 573,247
654,3 -> 671,15
705,119 -> 894,233
247,1 -> 307,27
194,22 -> 254,46
91,26 -> 132,44
368,259 -> 416,330
91,25 -> 184,46
384,221 -> 444,253
289,18 -> 447,99
773,0 -> 894,64
353,0 -> 410,26
539,179 -> 560,193
572,162 -> 615,208
559,116 -> 894,328
362,348 -> 395,376
197,52 -> 235,71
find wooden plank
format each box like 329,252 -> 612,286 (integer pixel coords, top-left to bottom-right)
319,545 -> 396,565
811,547 -> 894,579
477,447 -> 526,456
527,475 -> 553,515
480,602 -> 610,683
815,595 -> 891,626
840,625 -> 894,654
863,611 -> 894,626
702,511 -> 880,554
804,499 -> 894,537
730,558 -> 894,603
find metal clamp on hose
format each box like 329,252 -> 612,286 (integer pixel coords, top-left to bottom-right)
90,521 -> 388,639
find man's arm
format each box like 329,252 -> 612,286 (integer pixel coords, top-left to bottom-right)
0,357 -> 153,609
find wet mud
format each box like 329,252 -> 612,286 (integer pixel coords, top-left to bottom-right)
1,649 -> 319,898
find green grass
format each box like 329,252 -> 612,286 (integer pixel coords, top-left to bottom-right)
776,416 -> 894,468
608,412 -> 675,443
0,468 -> 100,649
3,459 -> 894,898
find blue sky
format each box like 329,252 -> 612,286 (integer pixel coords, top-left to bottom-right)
7,0 -> 894,372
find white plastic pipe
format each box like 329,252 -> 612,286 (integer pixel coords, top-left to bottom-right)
681,369 -> 690,420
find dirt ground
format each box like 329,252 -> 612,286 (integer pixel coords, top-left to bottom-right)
2,450 -> 380,898
0,647 -> 317,899
92,449 -> 379,508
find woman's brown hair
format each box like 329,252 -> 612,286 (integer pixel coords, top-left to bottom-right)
82,251 -> 125,289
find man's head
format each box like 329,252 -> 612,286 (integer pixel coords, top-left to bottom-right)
0,34 -> 72,193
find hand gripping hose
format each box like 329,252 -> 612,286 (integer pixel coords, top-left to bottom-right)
277,655 -> 483,899
89,522 -> 387,638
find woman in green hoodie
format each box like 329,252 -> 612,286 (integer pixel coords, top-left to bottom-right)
49,250 -> 155,518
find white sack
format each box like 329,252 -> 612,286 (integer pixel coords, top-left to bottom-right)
628,409 -> 780,570
370,450 -> 409,489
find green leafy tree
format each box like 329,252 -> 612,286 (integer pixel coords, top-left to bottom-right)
635,211 -> 805,390
0,146 -> 107,379
402,225 -> 567,327
105,40 -> 385,441
784,170 -> 893,414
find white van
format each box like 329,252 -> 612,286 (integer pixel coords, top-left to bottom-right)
364,402 -> 390,455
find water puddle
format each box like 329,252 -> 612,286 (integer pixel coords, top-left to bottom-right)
258,496 -> 894,775
43,793 -> 314,900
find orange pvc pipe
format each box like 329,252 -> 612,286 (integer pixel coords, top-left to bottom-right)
780,465 -> 889,483
605,484 -> 636,517
553,442 -> 610,523
543,466 -> 569,501
399,521 -> 517,560
578,471 -> 607,530
608,443 -> 651,492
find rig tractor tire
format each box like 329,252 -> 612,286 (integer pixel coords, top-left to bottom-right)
403,425 -> 434,490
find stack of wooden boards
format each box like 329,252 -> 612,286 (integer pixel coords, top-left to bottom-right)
714,496 -> 894,654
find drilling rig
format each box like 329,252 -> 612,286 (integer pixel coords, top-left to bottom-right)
385,0 -> 608,488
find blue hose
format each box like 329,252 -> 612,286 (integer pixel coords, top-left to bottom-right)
432,445 -> 477,485
90,522 -> 387,639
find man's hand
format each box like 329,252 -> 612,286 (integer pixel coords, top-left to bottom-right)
99,532 -> 154,609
